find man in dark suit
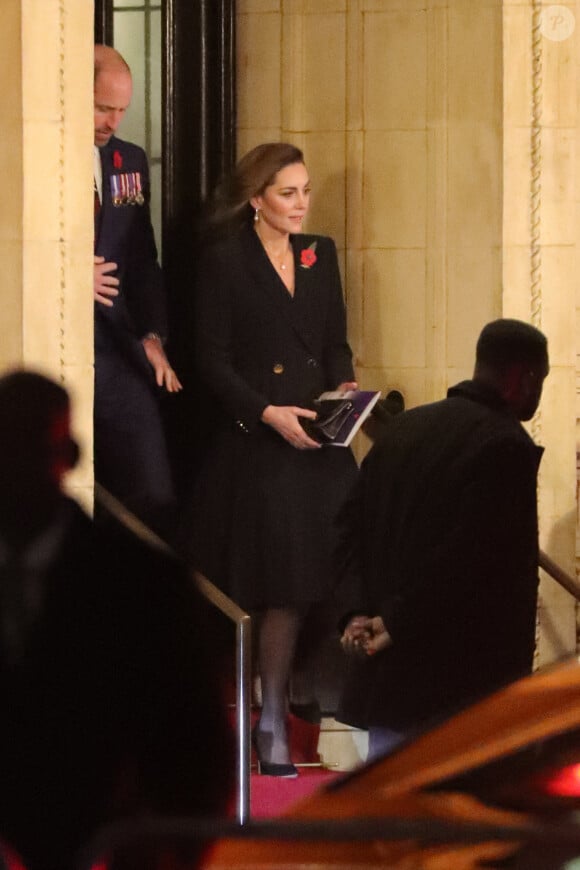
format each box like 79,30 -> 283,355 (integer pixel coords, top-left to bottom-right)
0,370 -> 234,870
93,44 -> 181,538
336,319 -> 549,761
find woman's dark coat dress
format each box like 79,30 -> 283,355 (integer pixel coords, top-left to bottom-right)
187,224 -> 358,610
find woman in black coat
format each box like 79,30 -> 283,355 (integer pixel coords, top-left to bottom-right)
185,143 -> 358,776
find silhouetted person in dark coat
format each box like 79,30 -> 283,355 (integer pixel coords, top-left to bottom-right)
336,320 -> 549,761
0,371 -> 234,870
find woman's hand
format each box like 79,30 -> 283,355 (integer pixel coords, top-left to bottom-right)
261,405 -> 321,449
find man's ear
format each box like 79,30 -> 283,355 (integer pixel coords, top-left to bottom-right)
49,438 -> 80,483
47,410 -> 80,482
66,439 -> 80,470
500,362 -> 526,406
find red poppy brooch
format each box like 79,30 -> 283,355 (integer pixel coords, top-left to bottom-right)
300,242 -> 317,269
113,150 -> 123,169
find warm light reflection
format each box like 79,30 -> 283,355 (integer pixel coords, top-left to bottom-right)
539,764 -> 580,797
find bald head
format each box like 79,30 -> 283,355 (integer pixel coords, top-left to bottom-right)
94,44 -> 131,79
94,44 -> 133,147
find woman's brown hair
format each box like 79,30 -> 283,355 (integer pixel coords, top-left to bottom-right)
204,142 -> 305,237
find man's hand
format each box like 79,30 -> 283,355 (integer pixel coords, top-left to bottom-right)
261,405 -> 321,449
340,615 -> 371,656
142,337 -> 183,393
363,616 -> 392,655
336,381 -> 358,393
341,615 -> 392,657
94,256 -> 120,306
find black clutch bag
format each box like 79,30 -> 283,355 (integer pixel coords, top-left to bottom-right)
301,398 -> 353,443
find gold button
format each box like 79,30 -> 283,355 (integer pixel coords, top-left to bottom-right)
273,363 -> 284,375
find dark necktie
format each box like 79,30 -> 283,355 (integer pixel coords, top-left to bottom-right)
94,179 -> 101,244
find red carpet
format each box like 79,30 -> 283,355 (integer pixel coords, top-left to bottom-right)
251,767 -> 339,817
249,710 -> 341,817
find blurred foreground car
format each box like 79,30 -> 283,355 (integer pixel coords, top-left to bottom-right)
204,657 -> 580,869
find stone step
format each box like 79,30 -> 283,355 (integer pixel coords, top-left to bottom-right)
317,716 -> 368,772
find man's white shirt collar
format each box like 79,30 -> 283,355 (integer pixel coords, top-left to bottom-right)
94,145 -> 103,203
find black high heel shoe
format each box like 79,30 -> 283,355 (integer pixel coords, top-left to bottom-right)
252,728 -> 298,778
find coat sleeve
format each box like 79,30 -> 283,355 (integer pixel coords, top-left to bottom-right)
194,246 -> 270,428
320,238 -> 355,389
333,445 -> 377,628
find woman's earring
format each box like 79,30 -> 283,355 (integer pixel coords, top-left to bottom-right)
254,207 -> 260,222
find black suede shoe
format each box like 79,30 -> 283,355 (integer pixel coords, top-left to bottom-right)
253,727 -> 298,778
257,758 -> 298,778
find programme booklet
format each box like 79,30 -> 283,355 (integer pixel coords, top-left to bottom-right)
304,389 -> 381,447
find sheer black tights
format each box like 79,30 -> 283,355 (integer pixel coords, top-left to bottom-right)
254,606 -> 303,766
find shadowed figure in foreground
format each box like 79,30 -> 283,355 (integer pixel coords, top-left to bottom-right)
0,370 -> 234,870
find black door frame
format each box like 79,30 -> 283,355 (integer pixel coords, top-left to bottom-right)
162,0 -> 236,329
94,0 -> 113,45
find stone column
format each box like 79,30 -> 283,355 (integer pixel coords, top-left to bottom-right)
0,0 -> 94,508
503,0 -> 578,664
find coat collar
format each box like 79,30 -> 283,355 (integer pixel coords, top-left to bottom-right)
238,223 -> 319,355
98,136 -> 125,178
447,378 -> 514,415
448,379 -> 544,468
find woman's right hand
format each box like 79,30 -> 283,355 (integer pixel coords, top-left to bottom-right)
261,405 -> 321,450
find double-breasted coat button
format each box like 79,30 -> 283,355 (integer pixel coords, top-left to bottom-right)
273,363 -> 284,374
306,358 -> 319,368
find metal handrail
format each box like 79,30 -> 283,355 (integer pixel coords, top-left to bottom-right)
94,484 -> 252,824
194,573 -> 252,824
539,548 -> 580,601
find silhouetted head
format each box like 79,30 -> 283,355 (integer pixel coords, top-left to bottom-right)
0,370 -> 79,545
474,319 -> 549,421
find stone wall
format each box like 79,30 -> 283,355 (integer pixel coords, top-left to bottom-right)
237,0 -> 579,662
0,0 -> 94,508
